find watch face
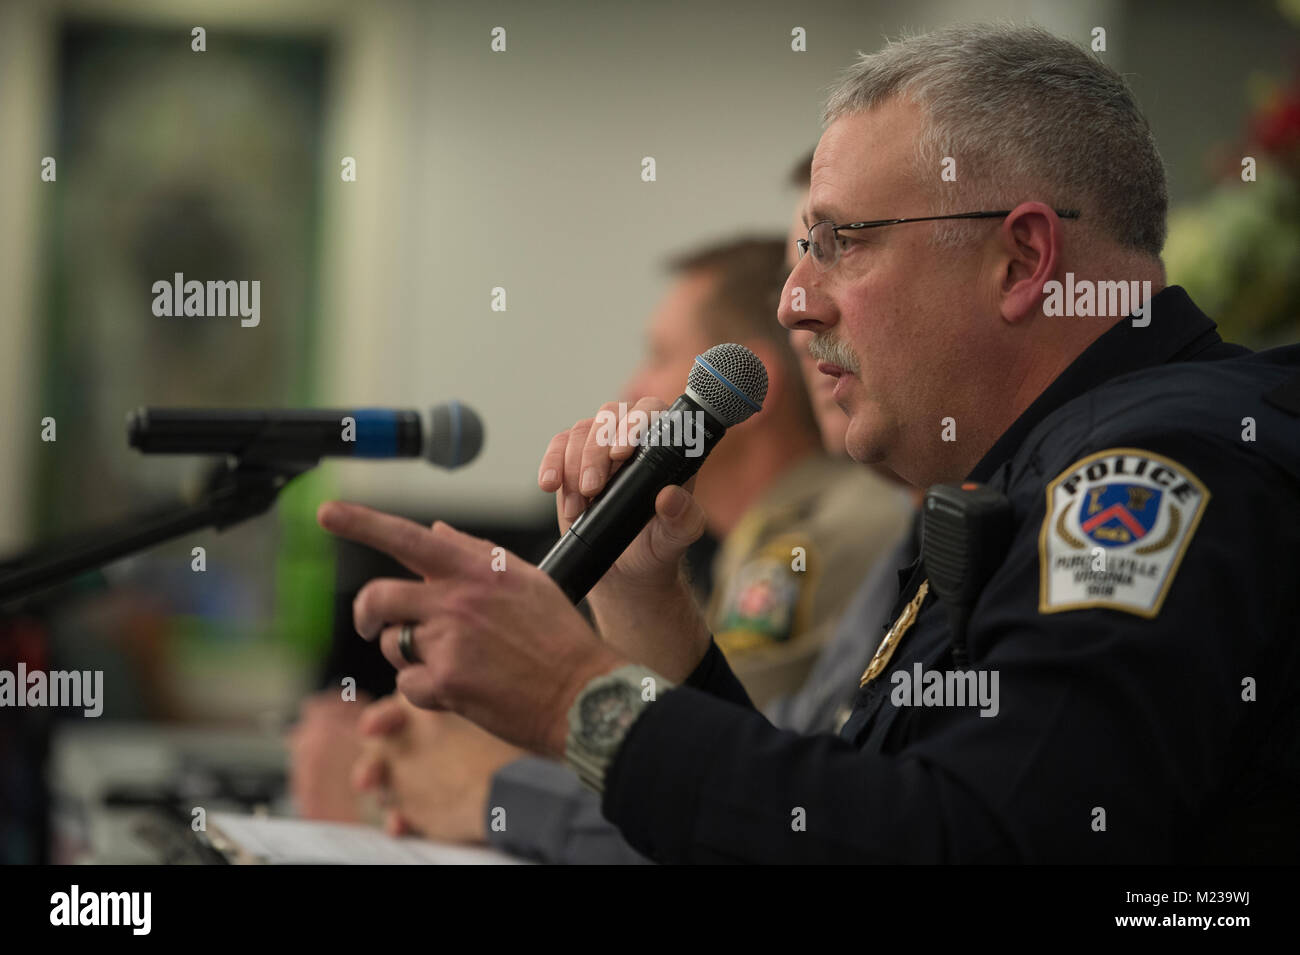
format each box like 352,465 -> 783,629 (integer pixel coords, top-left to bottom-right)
578,681 -> 639,756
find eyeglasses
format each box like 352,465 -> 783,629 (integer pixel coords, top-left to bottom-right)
795,209 -> 1081,272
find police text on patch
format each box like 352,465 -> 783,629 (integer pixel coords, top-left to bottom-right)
1039,448 -> 1209,617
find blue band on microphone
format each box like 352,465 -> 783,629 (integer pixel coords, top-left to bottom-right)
353,409 -> 398,457
693,354 -> 762,412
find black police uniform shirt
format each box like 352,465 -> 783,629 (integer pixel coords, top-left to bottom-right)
600,286 -> 1300,863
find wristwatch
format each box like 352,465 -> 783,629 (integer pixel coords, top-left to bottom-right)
564,663 -> 670,794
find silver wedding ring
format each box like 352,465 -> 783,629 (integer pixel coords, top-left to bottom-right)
397,622 -> 420,664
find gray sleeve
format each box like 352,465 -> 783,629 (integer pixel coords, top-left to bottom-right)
763,529 -> 915,734
483,756 -> 654,865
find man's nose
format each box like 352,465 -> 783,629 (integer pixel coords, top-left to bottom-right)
778,257 -> 833,332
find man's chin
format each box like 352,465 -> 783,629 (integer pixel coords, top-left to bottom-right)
842,406 -> 892,467
844,429 -> 886,466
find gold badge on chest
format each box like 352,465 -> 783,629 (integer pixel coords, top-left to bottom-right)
859,579 -> 930,687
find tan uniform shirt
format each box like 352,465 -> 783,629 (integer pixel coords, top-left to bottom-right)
705,454 -> 912,708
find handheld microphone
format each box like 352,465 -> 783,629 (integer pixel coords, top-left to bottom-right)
539,343 -> 768,603
126,402 -> 484,468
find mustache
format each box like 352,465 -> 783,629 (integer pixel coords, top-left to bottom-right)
806,334 -> 860,375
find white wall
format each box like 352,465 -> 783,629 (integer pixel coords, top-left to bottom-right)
0,0 -> 1171,549
316,0 -> 1120,521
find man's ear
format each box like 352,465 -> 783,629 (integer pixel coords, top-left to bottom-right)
996,201 -> 1065,325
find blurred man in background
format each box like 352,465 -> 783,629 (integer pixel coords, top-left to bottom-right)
287,238 -> 908,826
615,238 -> 907,705
346,225 -> 918,861
294,235 -> 910,850
768,152 -> 924,736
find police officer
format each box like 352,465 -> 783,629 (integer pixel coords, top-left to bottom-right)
319,24 -> 1300,863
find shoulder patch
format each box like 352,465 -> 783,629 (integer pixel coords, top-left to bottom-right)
714,542 -> 808,652
1038,448 -> 1210,617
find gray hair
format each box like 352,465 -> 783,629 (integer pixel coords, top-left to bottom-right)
822,23 -> 1167,257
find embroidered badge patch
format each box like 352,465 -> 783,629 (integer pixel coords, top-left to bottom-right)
1039,448 -> 1210,617
715,555 -> 802,651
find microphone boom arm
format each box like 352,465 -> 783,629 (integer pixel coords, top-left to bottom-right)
0,458 -> 314,608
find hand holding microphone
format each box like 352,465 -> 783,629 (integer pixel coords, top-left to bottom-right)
538,344 -> 767,602
537,394 -> 708,596
316,344 -> 770,740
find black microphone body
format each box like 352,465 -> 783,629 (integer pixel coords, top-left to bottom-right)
127,403 -> 483,468
128,408 -> 420,459
539,396 -> 724,603
538,343 -> 768,604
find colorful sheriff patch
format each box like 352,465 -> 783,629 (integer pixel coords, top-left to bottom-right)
714,549 -> 804,653
1039,448 -> 1209,617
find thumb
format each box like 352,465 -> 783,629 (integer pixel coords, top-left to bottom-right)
645,485 -> 706,565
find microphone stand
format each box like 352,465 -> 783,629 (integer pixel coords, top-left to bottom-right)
0,457 -> 315,610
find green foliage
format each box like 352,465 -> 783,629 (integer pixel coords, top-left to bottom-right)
1165,160 -> 1300,347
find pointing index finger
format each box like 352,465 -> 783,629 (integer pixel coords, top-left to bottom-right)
317,501 -> 457,579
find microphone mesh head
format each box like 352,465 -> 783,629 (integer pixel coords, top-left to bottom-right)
426,401 -> 484,468
686,343 -> 768,427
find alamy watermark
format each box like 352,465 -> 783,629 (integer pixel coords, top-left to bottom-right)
0,665 -> 103,717
151,272 -> 260,327
1043,273 -> 1152,327
50,885 -> 150,935
592,403 -> 706,458
890,662 -> 999,718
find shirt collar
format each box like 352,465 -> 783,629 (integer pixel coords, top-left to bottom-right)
966,285 -> 1226,482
